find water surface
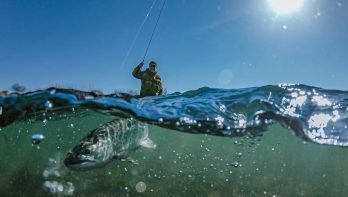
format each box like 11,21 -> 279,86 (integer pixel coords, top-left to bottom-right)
1,84 -> 348,196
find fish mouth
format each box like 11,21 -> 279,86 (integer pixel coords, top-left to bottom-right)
64,153 -> 98,171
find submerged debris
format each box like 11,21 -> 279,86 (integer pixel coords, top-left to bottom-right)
32,133 -> 45,145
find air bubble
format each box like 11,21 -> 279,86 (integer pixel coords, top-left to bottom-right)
232,161 -> 239,167
136,181 -> 146,193
45,100 -> 53,109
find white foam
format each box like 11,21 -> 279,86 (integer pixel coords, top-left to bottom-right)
312,96 -> 332,106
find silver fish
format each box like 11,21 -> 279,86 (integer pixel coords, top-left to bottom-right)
64,118 -> 155,171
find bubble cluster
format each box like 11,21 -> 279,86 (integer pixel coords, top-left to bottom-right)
44,181 -> 75,196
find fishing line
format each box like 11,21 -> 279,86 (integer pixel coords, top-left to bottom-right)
142,0 -> 167,62
121,0 -> 158,68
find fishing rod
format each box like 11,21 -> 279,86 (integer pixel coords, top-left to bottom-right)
142,0 -> 167,62
121,0 -> 158,68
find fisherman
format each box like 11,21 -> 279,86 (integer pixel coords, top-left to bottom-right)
132,60 -> 163,97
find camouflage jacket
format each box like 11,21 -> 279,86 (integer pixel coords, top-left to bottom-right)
132,64 -> 163,97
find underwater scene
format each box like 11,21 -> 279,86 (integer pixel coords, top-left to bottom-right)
1,84 -> 348,196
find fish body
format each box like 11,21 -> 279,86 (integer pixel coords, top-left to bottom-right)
64,118 -> 154,171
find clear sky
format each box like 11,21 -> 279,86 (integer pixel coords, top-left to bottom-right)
1,0 -> 347,93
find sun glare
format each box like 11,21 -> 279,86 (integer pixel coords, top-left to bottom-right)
268,0 -> 304,15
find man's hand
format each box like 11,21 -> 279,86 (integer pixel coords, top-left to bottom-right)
133,60 -> 144,79
138,61 -> 144,67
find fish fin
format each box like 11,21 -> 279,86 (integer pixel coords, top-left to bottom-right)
139,137 -> 156,149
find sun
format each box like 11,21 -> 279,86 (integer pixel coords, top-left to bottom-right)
268,0 -> 304,15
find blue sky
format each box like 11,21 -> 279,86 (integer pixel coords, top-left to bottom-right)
1,0 -> 347,93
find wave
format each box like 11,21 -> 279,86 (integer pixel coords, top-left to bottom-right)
1,84 -> 348,146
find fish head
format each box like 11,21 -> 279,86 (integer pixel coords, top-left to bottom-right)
64,131 -> 113,171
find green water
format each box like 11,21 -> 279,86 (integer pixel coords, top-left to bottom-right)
0,110 -> 348,196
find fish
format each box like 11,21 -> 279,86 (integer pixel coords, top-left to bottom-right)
64,118 -> 155,171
